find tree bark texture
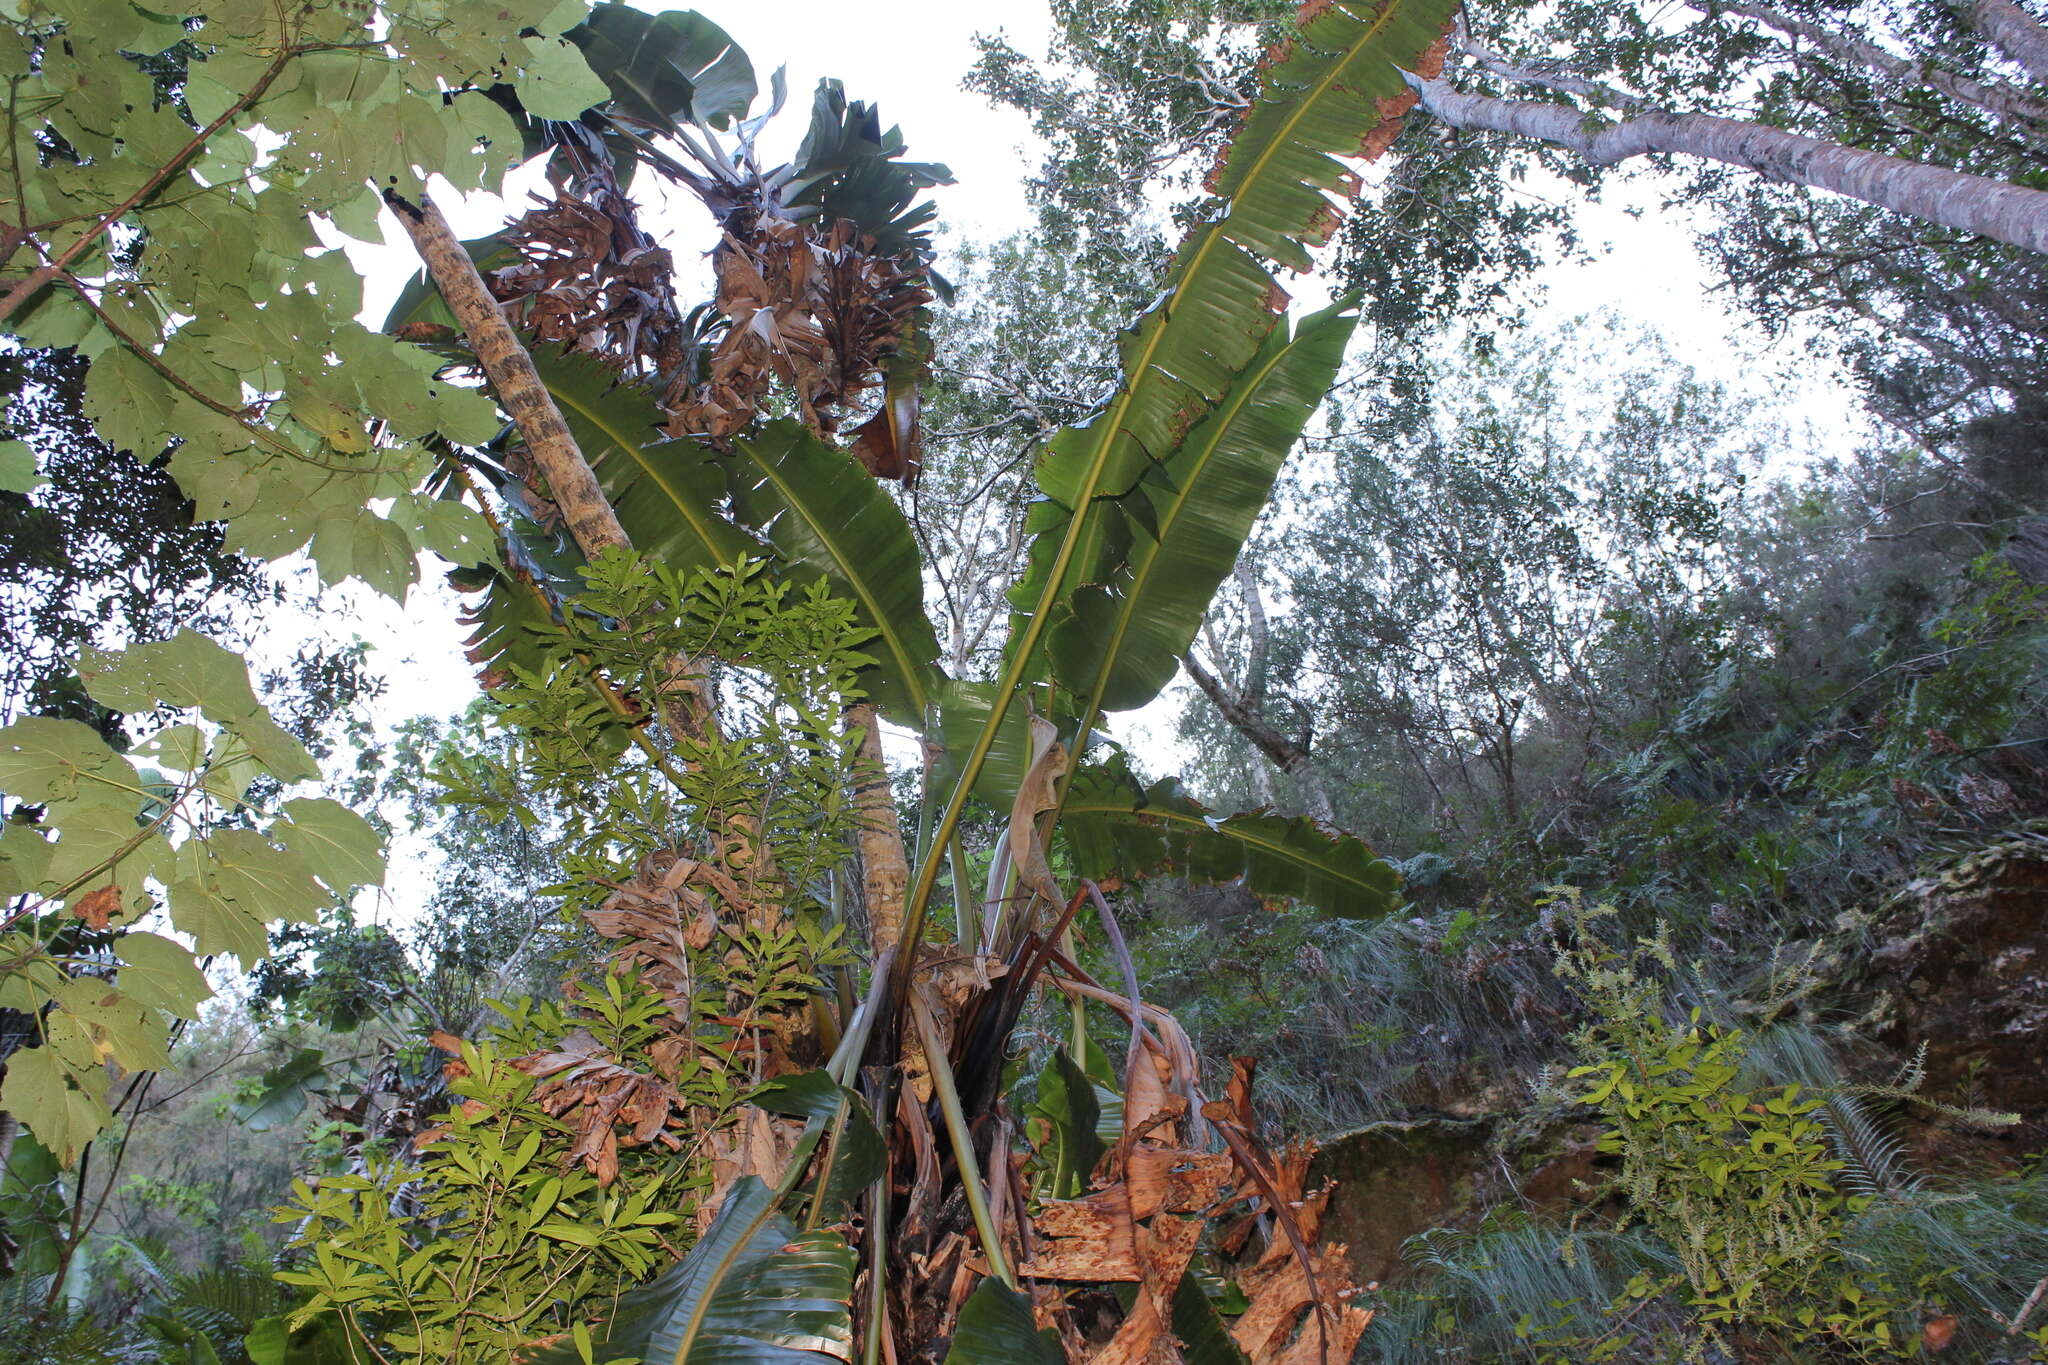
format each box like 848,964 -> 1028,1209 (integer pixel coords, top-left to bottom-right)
1181,650 -> 1337,824
847,703 -> 909,954
1969,0 -> 2048,85
1702,0 -> 2048,125
386,190 -> 718,742
1405,74 -> 2048,254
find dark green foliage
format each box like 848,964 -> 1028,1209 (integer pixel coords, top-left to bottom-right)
535,1176 -> 856,1365
1064,758 -> 1400,920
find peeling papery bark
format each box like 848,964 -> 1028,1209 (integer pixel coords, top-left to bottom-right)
385,189 -> 720,744
1404,74 -> 2048,255
847,703 -> 909,954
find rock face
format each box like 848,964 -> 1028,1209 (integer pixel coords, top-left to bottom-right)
1310,1118 -> 1497,1285
1845,832 -> 2048,1143
1310,1115 -> 1607,1286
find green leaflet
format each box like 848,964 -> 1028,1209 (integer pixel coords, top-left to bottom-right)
515,34 -> 615,122
943,1279 -> 1065,1365
0,437 -> 42,492
725,420 -> 942,725
1061,758 -> 1402,920
1048,301 -> 1358,714
79,631 -> 318,782
537,1176 -> 856,1365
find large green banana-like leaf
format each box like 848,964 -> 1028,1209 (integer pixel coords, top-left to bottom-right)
533,1176 -> 855,1365
1170,1273 -> 1254,1365
927,679 -> 1061,809
1046,301 -> 1357,715
752,1070 -> 885,1226
725,421 -> 942,725
568,3 -> 757,133
1025,1048 -> 1102,1201
533,349 -> 756,574
927,0 -> 1458,859
943,1279 -> 1065,1365
1061,759 -> 1402,919
1213,0 -> 1458,272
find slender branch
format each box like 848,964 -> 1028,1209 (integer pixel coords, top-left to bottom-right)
1403,71 -> 2048,254
1182,649 -> 1336,823
0,38 -> 303,325
1454,19 -> 1651,110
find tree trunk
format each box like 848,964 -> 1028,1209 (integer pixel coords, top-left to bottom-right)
847,703 -> 909,954
1181,650 -> 1337,824
1404,74 -> 2048,254
1969,0 -> 2048,85
1234,561 -> 1279,808
385,190 -> 719,743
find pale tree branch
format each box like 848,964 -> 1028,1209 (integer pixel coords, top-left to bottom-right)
1182,648 -> 1335,824
1402,71 -> 2048,254
1693,0 -> 2048,127
1967,0 -> 2048,85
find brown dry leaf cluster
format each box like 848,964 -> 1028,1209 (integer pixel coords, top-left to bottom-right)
667,214 -> 932,482
885,956 -> 1370,1365
1021,1049 -> 1372,1365
496,848 -> 808,1188
492,191 -> 688,380
516,1027 -> 694,1186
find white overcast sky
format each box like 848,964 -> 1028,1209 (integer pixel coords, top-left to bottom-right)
314,0 -> 1865,857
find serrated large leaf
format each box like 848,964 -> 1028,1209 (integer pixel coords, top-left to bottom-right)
535,1175 -> 854,1365
1062,759 -> 1401,919
1047,303 -> 1357,714
725,421 -> 941,725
